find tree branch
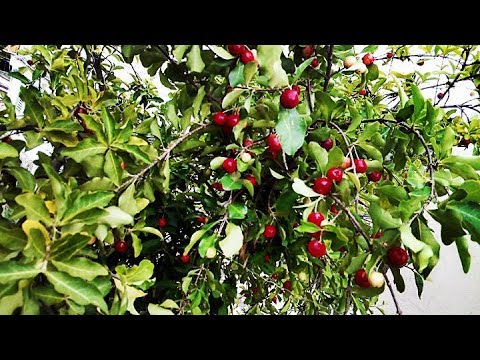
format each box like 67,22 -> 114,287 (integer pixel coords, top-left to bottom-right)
384,269 -> 403,315
323,45 -> 334,91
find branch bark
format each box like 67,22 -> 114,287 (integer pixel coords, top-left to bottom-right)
323,45 -> 334,91
384,269 -> 403,315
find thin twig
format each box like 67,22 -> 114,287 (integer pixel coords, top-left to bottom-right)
323,45 -> 334,91
384,269 -> 403,315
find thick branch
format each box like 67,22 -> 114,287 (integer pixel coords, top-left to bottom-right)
323,45 -> 334,91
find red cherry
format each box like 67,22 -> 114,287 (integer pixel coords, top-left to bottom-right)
180,254 -> 190,264
387,247 -> 409,268
120,161 -> 127,170
280,89 -> 299,109
196,216 -> 208,224
292,85 -> 301,95
387,52 -> 394,59
362,53 -> 375,66
243,138 -> 253,147
302,45 -> 315,58
213,182 -> 224,191
354,269 -> 370,288
264,255 -> 271,263
272,273 -> 279,280
307,212 -> 324,227
228,45 -> 245,56
320,138 -> 334,151
264,225 -> 277,239
27,59 -> 34,66
245,175 -> 256,187
252,287 -> 259,294
459,138 -> 471,147
331,203 -> 339,214
158,217 -> 168,228
437,92 -> 444,99
372,231 -> 382,239
368,170 -> 382,182
213,112 -> 227,126
326,168 -> 343,183
222,158 -> 237,173
359,88 -> 367,96
339,246 -> 347,253
307,240 -> 327,258
354,159 -> 368,173
74,106 -> 87,119
114,241 -> 129,254
226,114 -> 240,127
267,133 -> 282,152
313,177 -> 333,195
272,296 -> 277,303
310,58 -> 319,68
1,136 -> 12,143
240,50 -> 255,64
311,231 -> 322,239
283,280 -> 292,290
341,157 -> 352,169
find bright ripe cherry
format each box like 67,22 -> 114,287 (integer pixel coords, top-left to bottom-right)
372,231 -> 382,239
307,240 -> 327,258
354,269 -> 370,288
196,216 -> 208,224
245,175 -> 256,187
359,88 -> 367,96
272,273 -> 279,280
114,241 -> 129,254
388,247 -> 409,268
307,212 -> 324,227
368,170 -> 382,182
310,58 -> 320,68
226,114 -> 240,127
243,138 -> 253,147
320,138 -> 334,151
368,271 -> 385,288
339,246 -> 347,253
264,255 -> 271,263
283,280 -> 292,290
158,217 -> 168,228
264,225 -> 277,239
326,168 -> 343,183
341,157 -> 352,169
302,45 -> 315,58
267,133 -> 282,152
213,112 -> 227,126
280,89 -> 299,109
331,203 -> 339,214
387,52 -> 394,59
313,177 -> 333,195
437,92 -> 444,99
222,158 -> 237,173
240,50 -> 255,64
228,45 -> 245,56
354,159 -> 368,173
292,85 -> 301,95
362,53 -> 375,66
180,254 -> 190,264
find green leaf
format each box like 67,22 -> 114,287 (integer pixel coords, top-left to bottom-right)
294,220 -> 321,233
390,267 -> 405,293
148,303 -> 174,315
276,108 -> 307,156
220,174 -> 243,191
209,45 -> 234,60
186,45 -> 205,73
31,285 -> 64,306
210,156 -> 227,170
104,149 -> 123,186
0,142 -> 19,159
172,45 -> 190,61
198,234 -> 218,258
308,142 -> 328,173
192,86 -> 206,119
443,155 -> 480,170
446,202 -> 480,244
429,208 -> 465,245
366,64 -> 379,81
51,258 -> 109,281
222,89 -> 245,109
15,193 -> 52,225
228,202 -> 248,219
0,220 -> 27,251
20,87 -> 44,126
458,180 -> 480,202
219,223 -> 244,258
0,262 -> 40,284
292,58 -> 314,83
357,142 -> 383,161
46,271 -> 108,313
411,84 -> 425,120
229,63 -> 245,87
244,62 -> 257,85
99,206 -> 134,228
326,146 -> 345,170
455,236 -> 470,273
61,191 -> 114,223
0,282 -> 23,315
399,224 -> 425,253
62,138 -> 107,163
269,168 -> 285,179
6,167 -> 36,192
43,120 -> 83,133
113,144 -> 151,164
346,252 -> 369,274
256,45 -> 289,87
316,91 -> 336,121
368,203 -> 402,230
132,232 -> 142,258
119,183 -> 150,216
116,259 -> 154,285
292,178 -> 321,197
185,229 -> 208,255
22,220 -> 50,259
50,234 -> 90,261
377,185 -> 408,202
160,299 -> 179,309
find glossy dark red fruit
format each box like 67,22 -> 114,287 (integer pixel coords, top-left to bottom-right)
243,138 -> 253,147
272,296 -> 277,303
27,59 -> 34,66
226,114 -> 240,127
264,225 -> 277,239
283,280 -> 292,290
331,203 -> 339,214
114,241 -> 129,254
267,133 -> 282,152
292,85 -> 301,95
354,269 -> 370,288
307,240 -> 327,258
228,45 -> 245,56
359,88 -> 367,96
313,177 -> 333,195
302,45 -> 315,58
240,50 -> 255,64
213,182 -> 224,191
73,106 -> 87,119
437,92 -> 444,99
180,254 -> 190,263
307,212 -> 324,227
310,58 -> 319,68
388,247 -> 409,268
326,168 -> 343,183
280,89 -> 299,109
354,159 -> 368,173
158,217 -> 168,228
196,216 -> 208,224
320,138 -> 334,151
362,53 -> 375,66
387,52 -> 394,59
264,255 -> 271,263
252,287 -> 259,294
311,231 -> 322,239
213,112 -> 227,126
459,138 -> 471,147
272,273 -> 279,280
245,175 -> 256,187
368,170 -> 382,182
372,231 -> 382,239
222,158 -> 237,173
1,136 -> 12,143
339,246 -> 347,253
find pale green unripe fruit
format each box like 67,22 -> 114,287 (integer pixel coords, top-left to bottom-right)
241,152 -> 252,163
343,55 -> 357,69
299,271 -> 308,282
206,247 -> 217,259
356,63 -> 367,74
368,271 -> 385,288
